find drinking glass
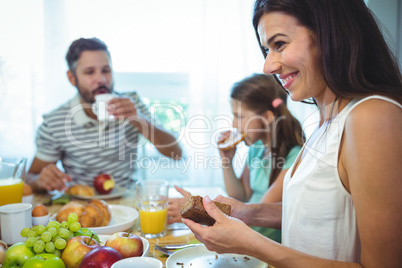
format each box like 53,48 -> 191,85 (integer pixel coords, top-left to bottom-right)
135,180 -> 169,239
0,156 -> 27,206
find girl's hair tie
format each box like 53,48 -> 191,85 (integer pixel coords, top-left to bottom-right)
272,98 -> 283,108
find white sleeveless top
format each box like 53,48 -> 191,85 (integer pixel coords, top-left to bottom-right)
282,95 -> 402,262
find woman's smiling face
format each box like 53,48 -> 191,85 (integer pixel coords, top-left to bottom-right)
257,12 -> 330,103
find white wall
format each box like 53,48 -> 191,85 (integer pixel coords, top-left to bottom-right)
366,0 -> 402,68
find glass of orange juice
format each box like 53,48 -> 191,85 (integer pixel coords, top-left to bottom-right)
0,156 -> 27,206
136,180 -> 169,239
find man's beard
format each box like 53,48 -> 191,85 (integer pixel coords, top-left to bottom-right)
76,81 -> 114,104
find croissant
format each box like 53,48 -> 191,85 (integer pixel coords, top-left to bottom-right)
56,199 -> 111,227
90,199 -> 111,226
55,201 -> 84,223
66,184 -> 95,196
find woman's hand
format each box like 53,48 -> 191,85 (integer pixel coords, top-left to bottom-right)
167,185 -> 191,224
213,195 -> 250,223
182,195 -> 256,255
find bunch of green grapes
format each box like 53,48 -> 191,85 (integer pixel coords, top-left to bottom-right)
20,213 -> 81,255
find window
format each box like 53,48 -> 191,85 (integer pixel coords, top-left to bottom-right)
7,0 -> 392,187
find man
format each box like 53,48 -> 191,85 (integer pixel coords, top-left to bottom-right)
28,37 -> 182,192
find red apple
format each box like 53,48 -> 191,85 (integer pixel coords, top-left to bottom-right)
105,232 -> 143,258
79,246 -> 122,268
61,236 -> 100,268
93,174 -> 115,195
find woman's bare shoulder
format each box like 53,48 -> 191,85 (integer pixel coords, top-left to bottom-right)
340,98 -> 402,177
346,98 -> 402,132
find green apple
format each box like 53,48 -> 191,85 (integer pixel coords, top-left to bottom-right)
2,242 -> 35,268
22,253 -> 65,268
74,228 -> 100,243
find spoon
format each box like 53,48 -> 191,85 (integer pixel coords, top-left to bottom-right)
155,244 -> 174,256
163,244 -> 201,250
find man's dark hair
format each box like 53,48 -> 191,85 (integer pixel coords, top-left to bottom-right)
66,37 -> 110,73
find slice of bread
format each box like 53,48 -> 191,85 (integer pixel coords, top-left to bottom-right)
180,195 -> 231,226
217,129 -> 245,150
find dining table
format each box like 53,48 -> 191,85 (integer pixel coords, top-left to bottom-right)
26,186 -> 273,268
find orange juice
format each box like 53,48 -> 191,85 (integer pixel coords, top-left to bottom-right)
0,178 -> 24,206
139,208 -> 167,234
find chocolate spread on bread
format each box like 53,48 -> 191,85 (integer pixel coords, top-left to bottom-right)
180,195 -> 231,226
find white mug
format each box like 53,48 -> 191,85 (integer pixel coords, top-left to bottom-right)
0,203 -> 32,245
92,93 -> 116,122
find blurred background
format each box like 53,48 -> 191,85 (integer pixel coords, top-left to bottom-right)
0,0 -> 400,187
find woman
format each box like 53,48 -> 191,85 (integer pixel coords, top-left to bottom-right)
168,74 -> 304,243
183,0 -> 402,267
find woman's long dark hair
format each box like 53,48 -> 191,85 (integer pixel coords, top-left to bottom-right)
252,0 -> 402,103
231,74 -> 305,187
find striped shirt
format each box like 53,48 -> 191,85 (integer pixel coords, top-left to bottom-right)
35,92 -> 151,187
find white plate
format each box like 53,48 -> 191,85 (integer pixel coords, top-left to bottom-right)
70,186 -> 127,200
166,245 -> 268,268
98,235 -> 149,257
50,205 -> 138,235
88,205 -> 139,235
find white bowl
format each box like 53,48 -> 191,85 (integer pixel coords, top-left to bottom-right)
32,213 -> 50,226
111,257 -> 162,268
